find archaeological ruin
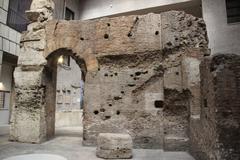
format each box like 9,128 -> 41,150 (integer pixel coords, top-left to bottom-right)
5,0 -> 239,160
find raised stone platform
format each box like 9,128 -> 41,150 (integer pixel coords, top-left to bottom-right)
96,133 -> 133,159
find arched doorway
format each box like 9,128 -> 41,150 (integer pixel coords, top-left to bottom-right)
44,48 -> 87,139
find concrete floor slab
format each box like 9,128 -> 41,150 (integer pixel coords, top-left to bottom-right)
3,154 -> 67,160
0,127 -> 195,160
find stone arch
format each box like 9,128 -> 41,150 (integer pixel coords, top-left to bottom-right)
43,47 -> 89,140
46,48 -> 88,81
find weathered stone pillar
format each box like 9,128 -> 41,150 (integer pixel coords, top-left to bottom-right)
9,0 -> 55,143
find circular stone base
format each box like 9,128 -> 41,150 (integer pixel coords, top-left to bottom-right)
3,154 -> 67,160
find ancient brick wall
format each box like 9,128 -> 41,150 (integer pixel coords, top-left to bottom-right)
190,54 -> 240,160
10,0 -> 210,152
43,11 -> 208,149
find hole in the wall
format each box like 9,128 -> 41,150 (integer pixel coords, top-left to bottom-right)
133,77 -> 138,80
105,116 -> 111,120
204,99 -> 208,108
175,72 -> 179,75
154,100 -> 164,109
130,74 -> 134,77
104,34 -> 109,39
117,147 -> 120,149
114,73 -> 118,76
110,74 -> 113,77
116,110 -> 120,115
143,137 -> 150,143
175,37 -> 178,41
107,23 -> 111,26
94,110 -> 99,115
109,104 -> 112,107
100,108 -> 105,112
166,42 -> 172,46
98,68 -> 100,71
127,32 -> 133,37
155,31 -> 159,35
143,71 -> 148,74
114,96 -> 122,100
15,106 -> 17,108
80,37 -> 84,41
121,91 -> 125,94
128,84 -> 136,87
135,71 -> 141,76
104,73 -> 108,77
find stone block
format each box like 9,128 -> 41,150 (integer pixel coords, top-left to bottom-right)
164,136 -> 189,151
96,133 -> 133,159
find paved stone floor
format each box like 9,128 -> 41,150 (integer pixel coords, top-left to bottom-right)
0,127 -> 195,160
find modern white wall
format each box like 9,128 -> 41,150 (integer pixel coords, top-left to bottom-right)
78,0 -> 201,20
56,57 -> 82,112
202,0 -> 240,55
53,0 -> 82,20
55,57 -> 83,127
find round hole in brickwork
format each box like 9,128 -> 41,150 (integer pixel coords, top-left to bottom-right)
135,71 -> 141,76
109,104 -> 112,107
175,72 -> 179,75
104,34 -> 109,39
116,110 -> 120,115
107,23 -> 111,26
114,73 -> 118,76
94,110 -> 99,115
104,73 -> 108,77
121,91 -> 125,94
155,31 -> 159,35
80,37 -> 84,41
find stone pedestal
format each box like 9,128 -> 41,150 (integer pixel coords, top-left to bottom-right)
96,133 -> 133,159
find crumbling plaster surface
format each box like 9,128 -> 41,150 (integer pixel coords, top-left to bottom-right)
10,0 -> 209,153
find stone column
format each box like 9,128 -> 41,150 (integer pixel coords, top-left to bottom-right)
9,0 -> 55,143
